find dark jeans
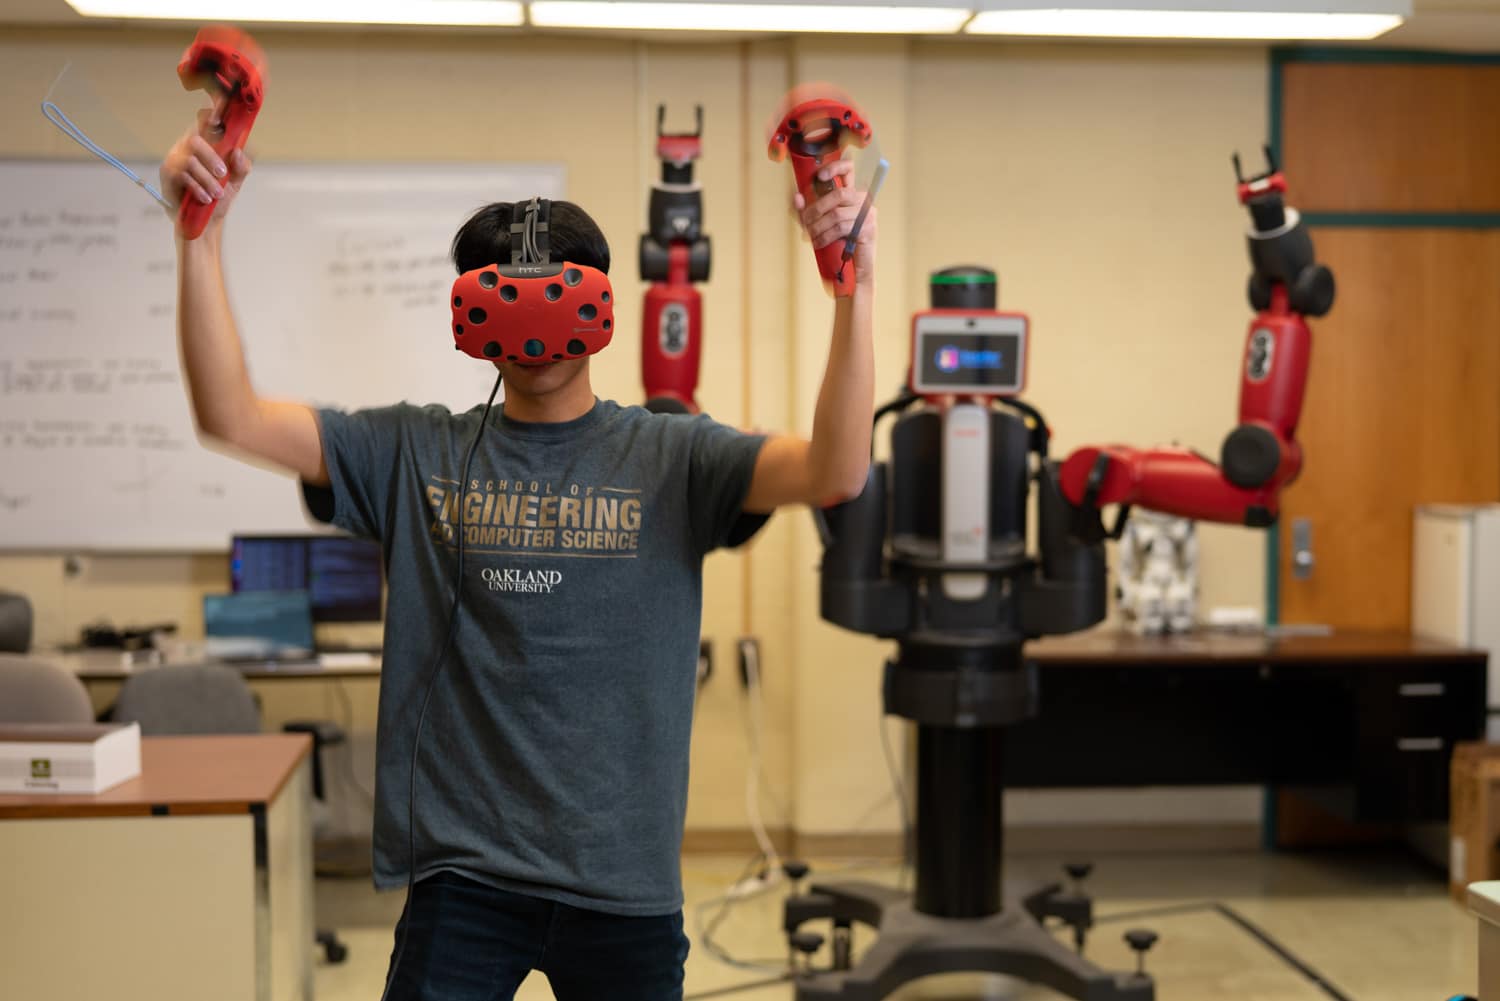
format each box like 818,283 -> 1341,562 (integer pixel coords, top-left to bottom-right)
384,871 -> 690,1001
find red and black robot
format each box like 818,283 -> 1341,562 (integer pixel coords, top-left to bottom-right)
639,105 -> 712,414
1060,148 -> 1335,529
783,148 -> 1334,1001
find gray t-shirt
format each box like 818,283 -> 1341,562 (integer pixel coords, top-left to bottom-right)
306,397 -> 766,916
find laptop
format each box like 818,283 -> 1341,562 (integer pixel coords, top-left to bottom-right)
203,590 -> 316,663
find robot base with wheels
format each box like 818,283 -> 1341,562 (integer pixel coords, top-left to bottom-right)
782,266 -> 1156,1001
784,651 -> 1155,1000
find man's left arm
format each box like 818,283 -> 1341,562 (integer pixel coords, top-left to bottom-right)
744,160 -> 876,514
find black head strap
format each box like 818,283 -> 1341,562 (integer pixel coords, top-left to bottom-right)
510,197 -> 552,266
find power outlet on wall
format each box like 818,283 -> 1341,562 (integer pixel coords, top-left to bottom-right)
737,637 -> 760,690
697,639 -> 712,687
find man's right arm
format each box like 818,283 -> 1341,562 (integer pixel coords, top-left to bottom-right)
165,122 -> 329,487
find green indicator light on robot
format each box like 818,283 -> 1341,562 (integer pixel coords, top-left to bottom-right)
929,274 -> 997,285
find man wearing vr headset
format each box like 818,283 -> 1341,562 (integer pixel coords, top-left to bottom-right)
163,123 -> 875,1000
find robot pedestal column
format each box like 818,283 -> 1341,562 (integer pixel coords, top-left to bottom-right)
914,722 -> 1005,918
786,638 -> 1160,1000
888,639 -> 1037,919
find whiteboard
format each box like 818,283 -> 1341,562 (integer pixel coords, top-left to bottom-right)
0,160 -> 564,551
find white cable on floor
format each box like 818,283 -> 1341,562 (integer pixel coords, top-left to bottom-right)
740,638 -> 780,877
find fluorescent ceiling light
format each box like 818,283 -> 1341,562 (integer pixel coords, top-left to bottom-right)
966,0 -> 1408,39
64,0 -> 525,25
529,1 -> 972,32
966,7 -> 1403,38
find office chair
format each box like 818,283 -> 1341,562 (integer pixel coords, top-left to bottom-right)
0,591 -> 34,654
112,663 -> 262,733
112,663 -> 351,964
0,655 -> 94,723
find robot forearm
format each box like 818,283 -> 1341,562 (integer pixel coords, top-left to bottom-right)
1060,443 -> 1296,528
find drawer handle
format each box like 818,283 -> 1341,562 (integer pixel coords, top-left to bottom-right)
1396,737 -> 1444,753
1398,683 -> 1446,698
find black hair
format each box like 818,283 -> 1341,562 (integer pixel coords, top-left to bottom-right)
451,200 -> 611,276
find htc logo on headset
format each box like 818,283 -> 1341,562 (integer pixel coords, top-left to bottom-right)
481,567 -> 563,594
512,265 -> 547,275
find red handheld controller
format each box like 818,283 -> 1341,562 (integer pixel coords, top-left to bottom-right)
176,25 -> 266,240
766,87 -> 872,298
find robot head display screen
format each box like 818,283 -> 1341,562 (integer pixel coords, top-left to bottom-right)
910,313 -> 1028,397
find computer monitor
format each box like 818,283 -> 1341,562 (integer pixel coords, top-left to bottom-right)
231,535 -> 384,623
203,590 -> 315,661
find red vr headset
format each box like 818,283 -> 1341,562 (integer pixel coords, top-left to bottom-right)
450,198 -> 615,364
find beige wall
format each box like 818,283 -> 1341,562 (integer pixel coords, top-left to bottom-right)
0,25 -> 1269,841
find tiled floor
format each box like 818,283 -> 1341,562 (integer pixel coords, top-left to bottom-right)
312,850 -> 1478,1001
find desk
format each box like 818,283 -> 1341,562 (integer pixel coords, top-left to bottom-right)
0,735 -> 315,1001
54,653 -> 383,870
1013,630 -> 1487,824
55,649 -> 383,683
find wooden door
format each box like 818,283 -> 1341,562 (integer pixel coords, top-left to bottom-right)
1277,228 -> 1500,628
1273,55 -> 1500,629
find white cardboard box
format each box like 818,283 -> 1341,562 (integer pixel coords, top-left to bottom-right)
1413,504 -> 1500,734
1468,882 -> 1500,1001
0,722 -> 141,794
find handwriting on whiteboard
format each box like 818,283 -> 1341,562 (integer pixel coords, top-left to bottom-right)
1,358 -> 179,396
328,231 -> 451,310
0,209 -> 121,256
0,416 -> 186,452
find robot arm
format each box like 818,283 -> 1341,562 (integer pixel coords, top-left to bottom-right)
640,105 -> 711,414
641,106 -> 769,548
1059,148 -> 1334,529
